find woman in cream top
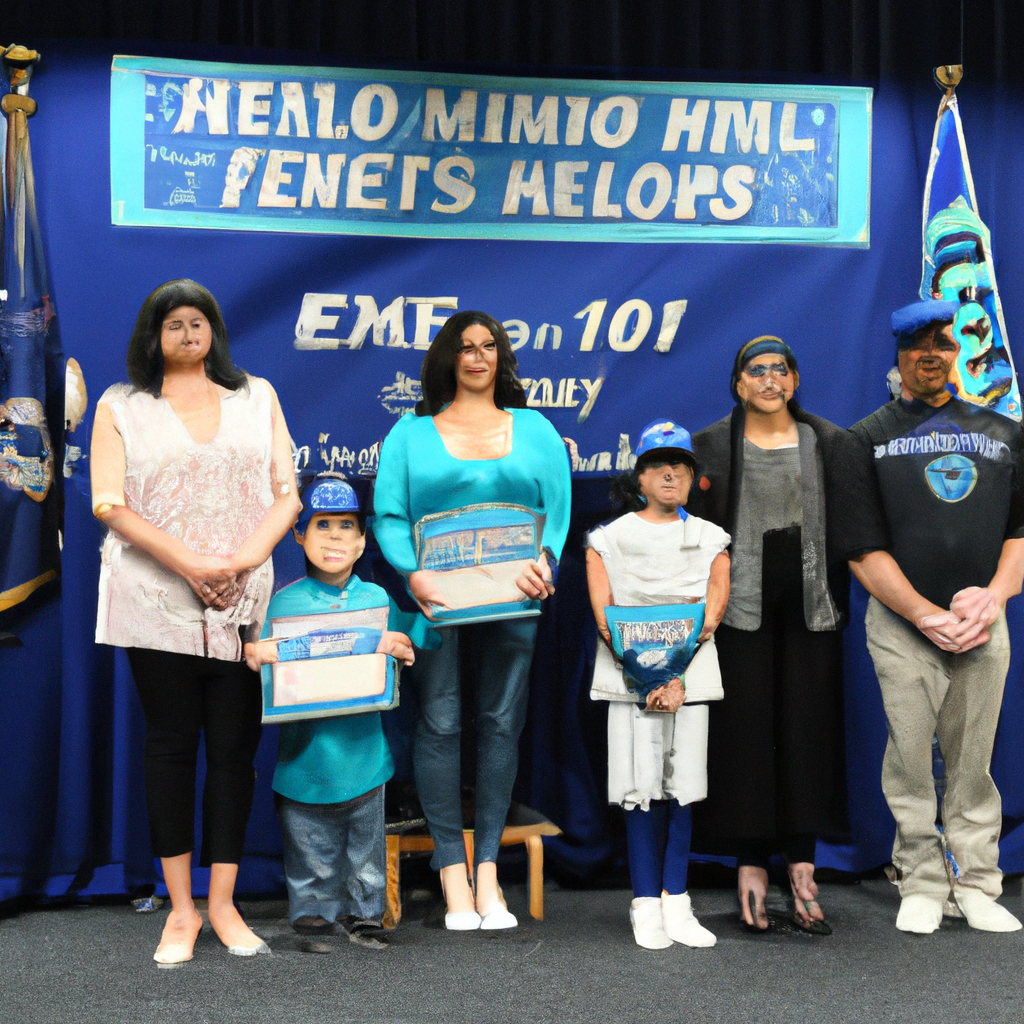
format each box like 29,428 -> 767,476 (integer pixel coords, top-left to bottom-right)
91,280 -> 300,965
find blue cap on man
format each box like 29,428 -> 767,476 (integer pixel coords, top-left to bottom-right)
891,299 -> 960,345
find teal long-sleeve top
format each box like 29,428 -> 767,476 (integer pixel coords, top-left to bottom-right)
373,406 -> 572,580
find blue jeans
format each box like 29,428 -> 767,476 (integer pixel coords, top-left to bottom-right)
275,786 -> 387,924
410,618 -> 538,869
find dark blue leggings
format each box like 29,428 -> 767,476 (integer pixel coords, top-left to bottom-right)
624,800 -> 693,898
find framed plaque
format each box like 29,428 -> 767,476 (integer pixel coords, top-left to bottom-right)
260,604 -> 400,724
604,604 -> 706,706
413,503 -> 545,627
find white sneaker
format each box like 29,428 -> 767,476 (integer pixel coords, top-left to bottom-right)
629,897 -> 673,949
895,893 -> 943,934
661,892 -> 716,947
954,890 -> 1023,932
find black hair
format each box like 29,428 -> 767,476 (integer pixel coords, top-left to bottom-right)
729,335 -> 799,402
609,455 -> 696,513
126,279 -> 248,397
415,310 -> 527,415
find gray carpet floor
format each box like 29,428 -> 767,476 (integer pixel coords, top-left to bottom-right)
2,879 -> 1023,1024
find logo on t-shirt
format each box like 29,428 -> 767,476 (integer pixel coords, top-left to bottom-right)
924,454 -> 978,502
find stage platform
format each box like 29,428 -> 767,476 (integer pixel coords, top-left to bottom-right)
2,878 -> 1023,1023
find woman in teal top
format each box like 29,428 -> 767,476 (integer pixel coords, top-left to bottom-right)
374,310 -> 570,930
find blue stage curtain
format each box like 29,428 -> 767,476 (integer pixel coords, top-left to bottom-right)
4,43 -> 1024,901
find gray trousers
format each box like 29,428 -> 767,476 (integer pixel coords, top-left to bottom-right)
865,597 -> 1010,898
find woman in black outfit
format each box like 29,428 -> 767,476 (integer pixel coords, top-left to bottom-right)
690,336 -> 874,932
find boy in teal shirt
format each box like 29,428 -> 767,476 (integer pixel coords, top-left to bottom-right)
245,477 -> 413,946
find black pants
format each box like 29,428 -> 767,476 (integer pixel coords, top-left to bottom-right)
704,528 -> 847,852
127,647 -> 263,865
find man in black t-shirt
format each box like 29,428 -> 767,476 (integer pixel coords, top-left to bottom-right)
850,299 -> 1024,935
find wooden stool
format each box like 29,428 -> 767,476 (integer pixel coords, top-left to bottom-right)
382,804 -> 562,929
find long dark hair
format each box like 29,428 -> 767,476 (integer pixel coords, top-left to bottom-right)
415,310 -> 527,416
126,279 -> 248,397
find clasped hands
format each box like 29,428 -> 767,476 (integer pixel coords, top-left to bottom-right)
916,586 -> 1000,653
244,631 -> 415,673
179,551 -> 251,611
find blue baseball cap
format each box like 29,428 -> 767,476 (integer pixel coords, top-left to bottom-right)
635,419 -> 697,470
891,299 -> 960,345
296,477 -> 361,535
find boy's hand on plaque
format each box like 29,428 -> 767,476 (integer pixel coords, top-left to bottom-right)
646,677 -> 686,713
408,570 -> 448,619
243,639 -> 279,672
378,630 -> 415,666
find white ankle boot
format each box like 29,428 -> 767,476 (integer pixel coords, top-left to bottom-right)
662,892 -> 717,947
629,897 -> 672,949
895,893 -> 943,934
954,890 -> 1023,932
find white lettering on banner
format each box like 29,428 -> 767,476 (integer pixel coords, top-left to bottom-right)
709,101 -> 772,155
520,377 -> 603,417
592,163 -> 622,218
564,97 -> 591,145
675,165 -> 718,220
574,299 -> 686,352
400,155 -> 432,210
502,161 -> 549,216
563,436 -> 615,472
172,78 -> 230,134
351,84 -> 399,141
220,147 -> 265,207
422,88 -> 478,142
319,433 -> 381,476
346,153 -> 394,209
510,95 -> 560,145
709,164 -> 755,220
276,83 -> 310,137
312,83 -> 336,139
505,320 -> 530,351
553,161 -> 588,217
482,94 -> 507,143
532,324 -> 562,350
661,99 -> 710,153
301,153 -> 346,208
237,82 -> 274,135
431,157 -> 476,214
166,83 -> 821,164
294,294 -> 687,354
779,102 -> 816,151
407,297 -> 459,349
257,150 -> 304,207
625,163 -> 672,220
590,96 -> 640,149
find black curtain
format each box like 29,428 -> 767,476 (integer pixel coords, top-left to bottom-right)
3,0 -> 1019,85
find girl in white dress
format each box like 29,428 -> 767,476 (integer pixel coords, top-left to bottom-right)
586,420 -> 730,949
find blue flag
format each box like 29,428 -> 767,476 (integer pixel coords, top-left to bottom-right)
919,89 -> 1021,421
0,47 -> 62,614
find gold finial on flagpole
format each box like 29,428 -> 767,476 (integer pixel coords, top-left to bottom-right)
934,64 -> 962,116
1,45 -> 40,116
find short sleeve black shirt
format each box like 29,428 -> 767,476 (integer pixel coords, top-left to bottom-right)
850,396 -> 1024,609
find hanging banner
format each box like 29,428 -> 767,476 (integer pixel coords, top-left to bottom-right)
918,89 -> 1020,420
110,56 -> 871,245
